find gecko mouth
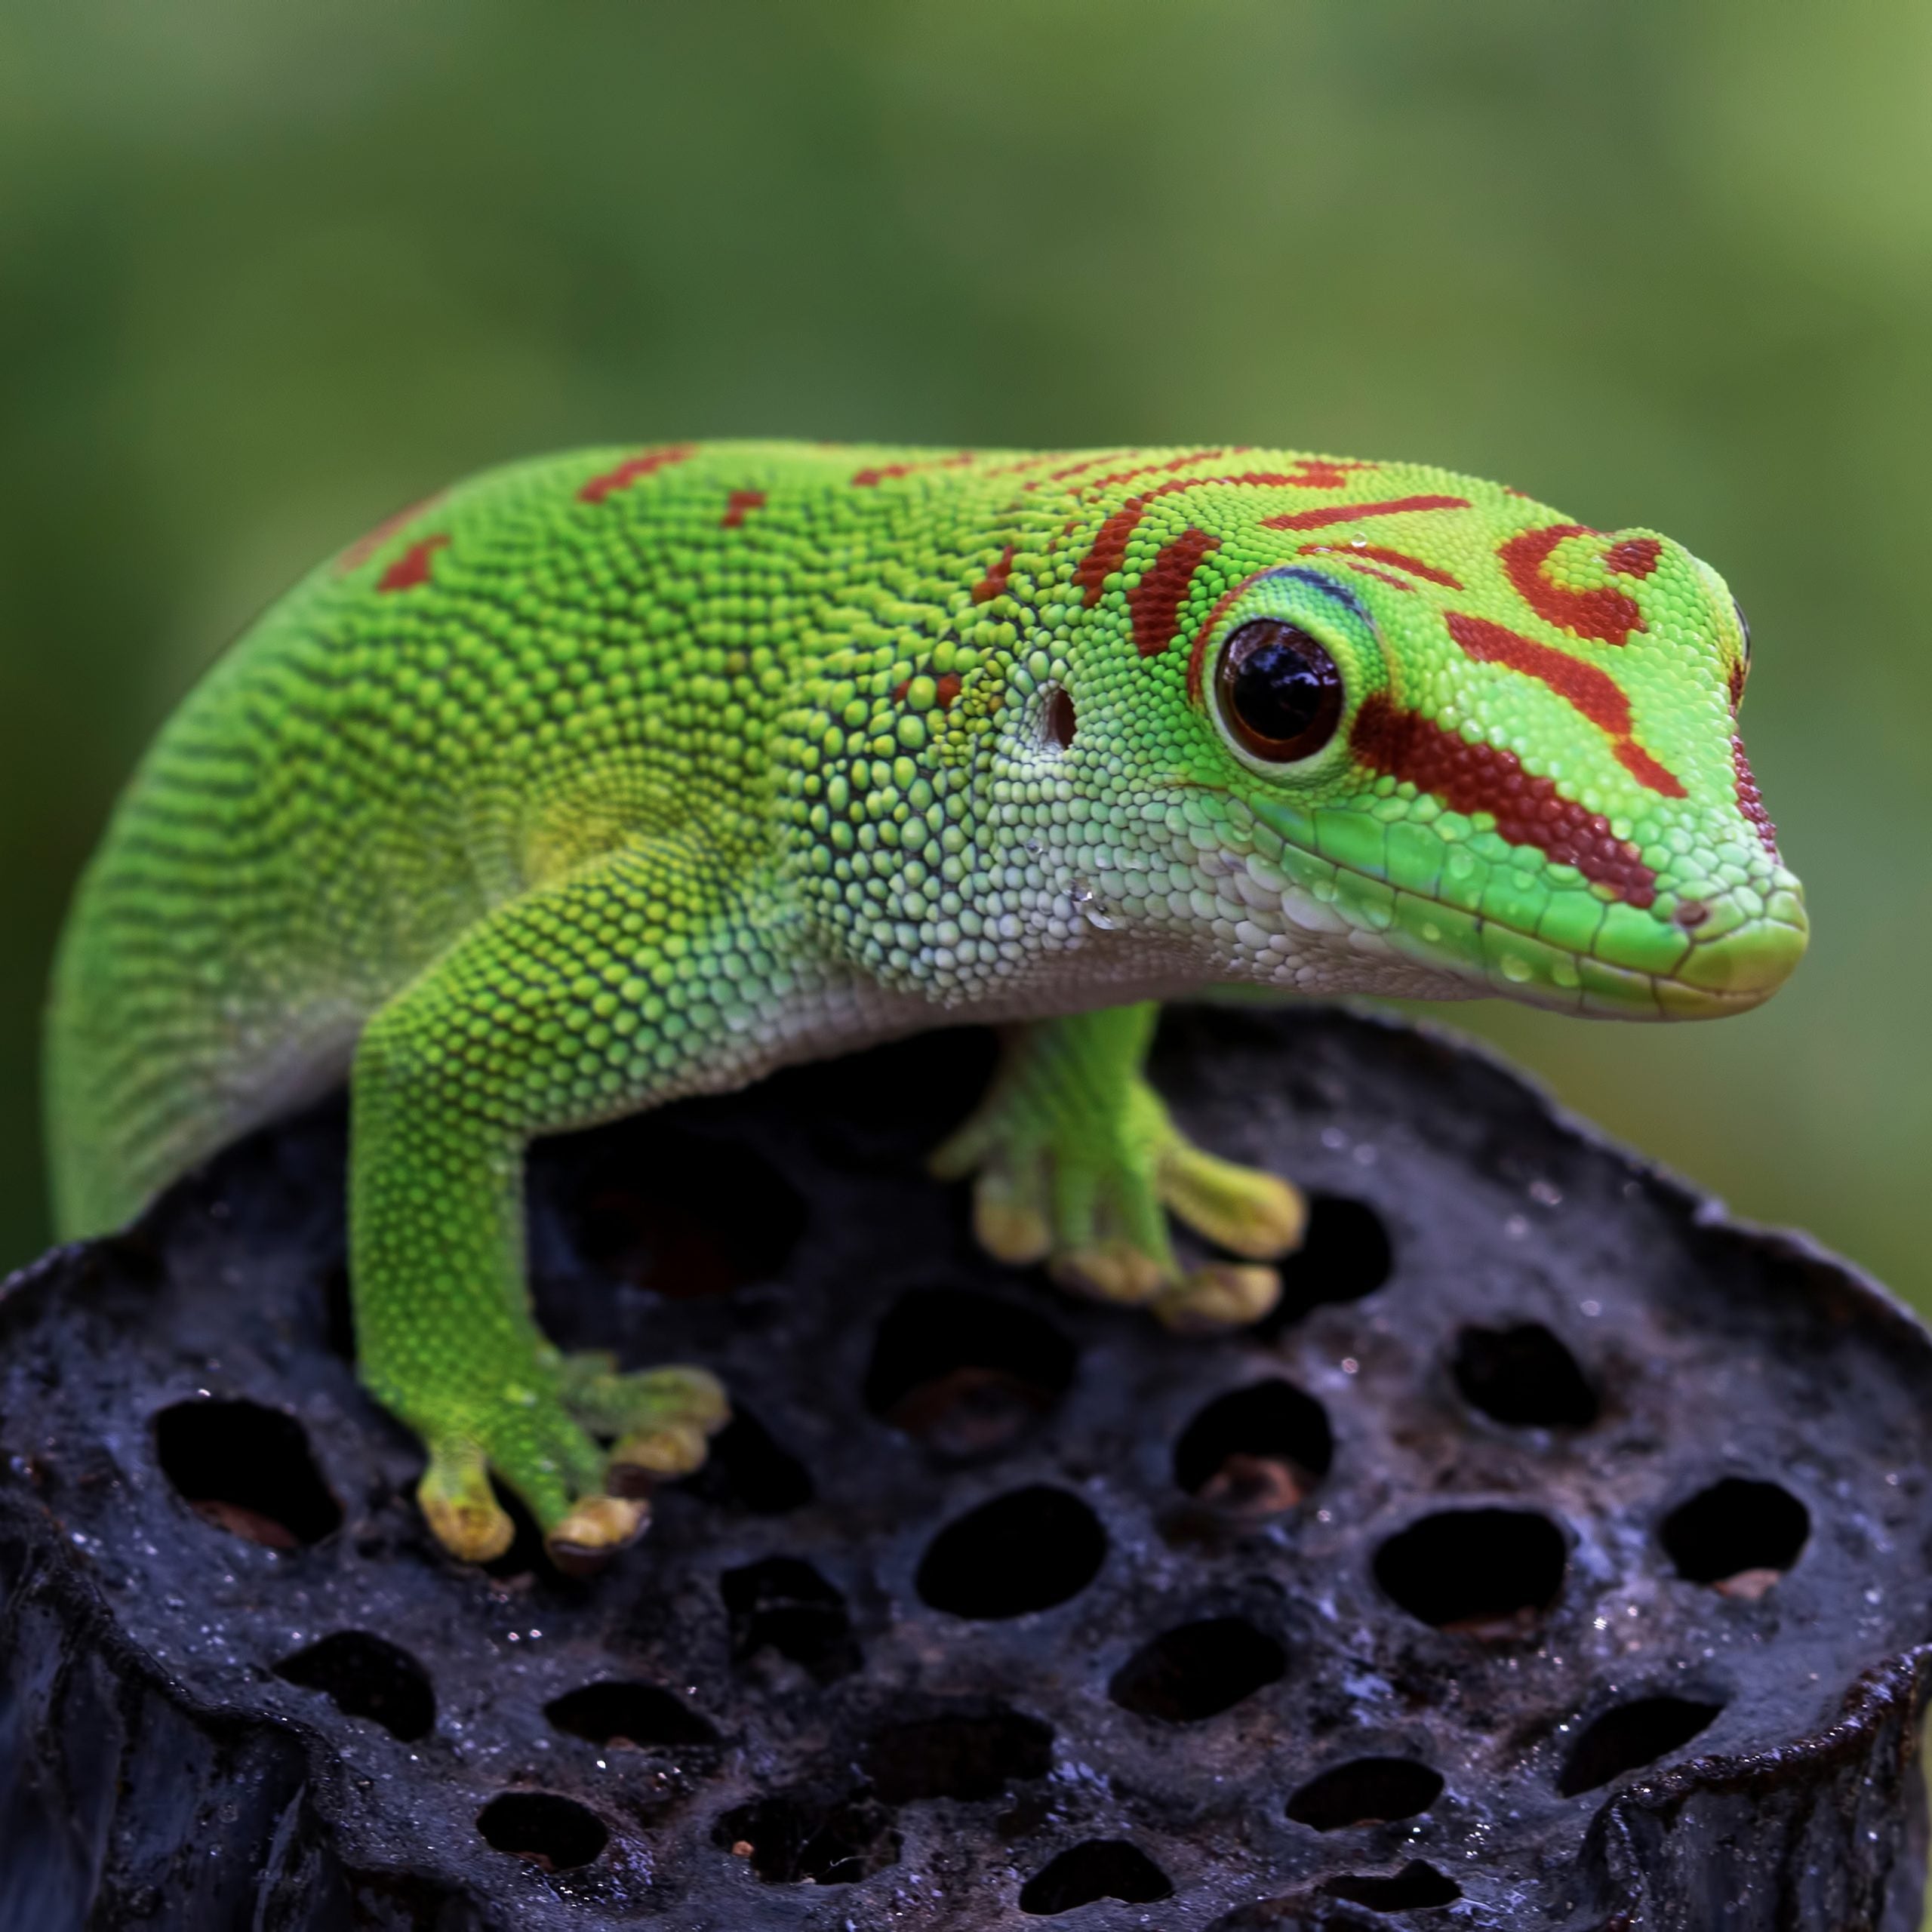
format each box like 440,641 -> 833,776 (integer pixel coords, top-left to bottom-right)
1241,797 -> 1807,1021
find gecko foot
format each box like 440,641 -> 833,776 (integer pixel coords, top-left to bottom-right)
931,1068 -> 1303,1331
406,1358 -> 727,1574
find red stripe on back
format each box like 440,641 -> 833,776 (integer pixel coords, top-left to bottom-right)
337,494 -> 445,575
1263,495 -> 1472,533
720,488 -> 766,528
1281,457 -> 1378,489
578,445 -> 697,504
1128,527 -> 1220,657
1349,694 -> 1657,906
1605,537 -> 1663,579
377,534 -> 450,592
1298,542 -> 1463,589
1498,524 -> 1646,645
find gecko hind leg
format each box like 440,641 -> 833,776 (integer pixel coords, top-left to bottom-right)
931,1002 -> 1305,1331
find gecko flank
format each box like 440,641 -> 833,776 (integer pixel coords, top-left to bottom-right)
45,442 -> 1805,1567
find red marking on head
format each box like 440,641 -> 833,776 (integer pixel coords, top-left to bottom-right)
1732,736 -> 1779,854
1498,524 -> 1646,645
893,678 -> 911,702
336,493 -> 445,575
1298,543 -> 1463,589
377,534 -> 450,593
1262,495 -> 1473,534
852,451 -> 977,488
1071,450 -> 1232,498
1075,472 -> 1358,605
1128,526 -> 1220,658
1605,537 -> 1663,579
1020,451 -> 1136,491
1346,562 -> 1419,591
1727,658 -> 1746,713
1350,694 -> 1657,906
935,673 -> 963,710
1446,612 -> 1684,798
721,488 -> 766,528
1281,457 -> 1378,489
973,545 -> 1017,604
578,445 -> 696,505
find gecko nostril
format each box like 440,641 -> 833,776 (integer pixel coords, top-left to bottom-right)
1044,687 -> 1076,750
1675,900 -> 1712,929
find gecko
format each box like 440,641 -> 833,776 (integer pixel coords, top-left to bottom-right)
44,442 -> 1806,1571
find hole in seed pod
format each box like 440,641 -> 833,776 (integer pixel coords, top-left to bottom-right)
916,1486 -> 1107,1620
543,1679 -> 719,1749
1374,1508 -> 1566,1635
1020,1840 -> 1174,1914
720,1555 -> 861,1681
1173,1378 -> 1333,1517
1557,1694 -> 1724,1796
154,1398 -> 342,1549
712,1790 -> 900,1886
1323,1862 -> 1461,1910
681,1407 -> 814,1514
1109,1617 -> 1287,1723
475,1791 -> 609,1871
864,1288 -> 1076,1461
1451,1321 -> 1598,1429
1285,1757 -> 1444,1832
863,1706 -> 1054,1803
1660,1478 -> 1808,1595
272,1631 -> 435,1742
1265,1195 -> 1393,1329
567,1124 -> 805,1298
1044,686 -> 1077,749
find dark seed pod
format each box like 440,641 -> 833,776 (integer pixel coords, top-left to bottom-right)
1,1009 -> 1927,1929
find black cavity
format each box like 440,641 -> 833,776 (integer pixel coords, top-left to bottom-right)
153,1398 -> 341,1549
864,1287 -> 1075,1461
1266,1195 -> 1392,1328
1286,1757 -> 1444,1832
1558,1695 -> 1724,1796
915,1486 -> 1106,1620
1173,1377 -> 1333,1516
544,1679 -> 718,1749
1374,1508 -> 1566,1632
475,1792 -> 608,1871
273,1630 -> 435,1743
714,1790 -> 900,1886
1020,1840 -> 1174,1915
720,1555 -> 860,1681
1108,1617 -> 1286,1723
1452,1321 -> 1598,1429
1660,1478 -> 1809,1588
864,1707 -> 1054,1804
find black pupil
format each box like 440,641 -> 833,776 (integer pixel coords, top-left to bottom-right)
1226,623 -> 1337,748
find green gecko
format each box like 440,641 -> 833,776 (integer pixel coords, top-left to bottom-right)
45,442 -> 1805,1569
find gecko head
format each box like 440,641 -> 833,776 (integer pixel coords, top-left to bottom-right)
1052,462 -> 1806,1020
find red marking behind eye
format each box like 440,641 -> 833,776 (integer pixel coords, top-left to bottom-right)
973,545 -> 1017,603
721,488 -> 766,528
1732,737 -> 1779,854
1186,582 -> 1250,706
377,534 -> 450,592
578,444 -> 696,504
935,672 -> 962,709
1350,694 -> 1657,906
1128,526 -> 1220,658
1446,614 -> 1685,798
336,493 -> 445,575
1262,494 -> 1472,534
1499,524 -> 1647,645
1605,537 -> 1663,579
1298,543 -> 1463,589
1727,658 -> 1746,712
851,451 -> 977,487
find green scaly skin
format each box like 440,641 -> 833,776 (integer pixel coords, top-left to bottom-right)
45,442 -> 1805,1567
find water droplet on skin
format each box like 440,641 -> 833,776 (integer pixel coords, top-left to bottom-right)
1500,954 -> 1534,983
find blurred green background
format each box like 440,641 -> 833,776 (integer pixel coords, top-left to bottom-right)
2,0 -> 1927,1320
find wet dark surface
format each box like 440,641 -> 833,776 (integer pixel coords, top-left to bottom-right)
1,1006 -> 1929,1929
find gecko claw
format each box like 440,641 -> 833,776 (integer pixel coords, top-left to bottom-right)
546,1494 -> 650,1577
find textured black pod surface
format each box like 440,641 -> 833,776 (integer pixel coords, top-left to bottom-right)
1,1006 -> 1928,1930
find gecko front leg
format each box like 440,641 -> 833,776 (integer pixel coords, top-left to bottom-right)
349,835 -> 780,1569
931,1001 -> 1305,1331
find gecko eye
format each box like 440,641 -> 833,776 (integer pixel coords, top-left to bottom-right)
1732,599 -> 1752,673
1215,620 -> 1343,762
